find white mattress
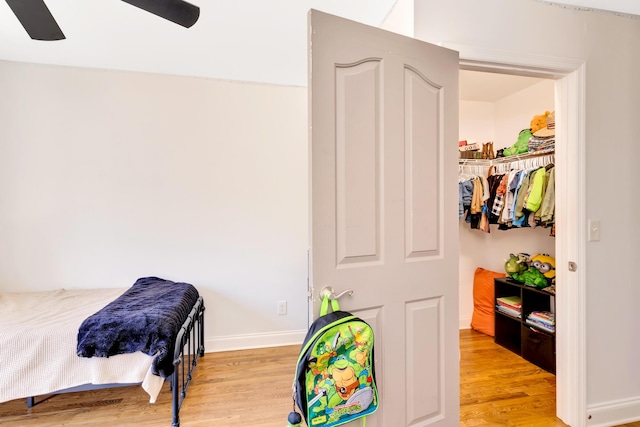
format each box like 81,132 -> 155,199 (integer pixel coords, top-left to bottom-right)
0,287 -> 164,404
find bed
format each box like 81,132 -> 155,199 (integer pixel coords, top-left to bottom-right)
0,277 -> 205,427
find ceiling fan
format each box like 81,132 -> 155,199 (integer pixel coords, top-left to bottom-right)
5,0 -> 200,41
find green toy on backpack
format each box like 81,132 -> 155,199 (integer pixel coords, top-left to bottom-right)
287,296 -> 379,427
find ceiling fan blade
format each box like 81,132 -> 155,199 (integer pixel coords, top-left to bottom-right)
5,0 -> 65,40
121,0 -> 200,28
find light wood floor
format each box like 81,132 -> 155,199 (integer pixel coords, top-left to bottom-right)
460,328 -> 564,426
1,329 -> 639,426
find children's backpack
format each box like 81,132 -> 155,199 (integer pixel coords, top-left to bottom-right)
287,296 -> 379,427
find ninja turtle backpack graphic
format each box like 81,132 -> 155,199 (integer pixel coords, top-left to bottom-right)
288,297 -> 378,427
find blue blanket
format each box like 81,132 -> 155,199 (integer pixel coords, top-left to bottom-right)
76,277 -> 199,378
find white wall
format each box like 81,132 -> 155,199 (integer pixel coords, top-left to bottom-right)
416,0 -> 640,423
494,80 -> 555,149
0,60 -> 309,351
380,0 -> 414,37
459,101 -> 495,146
458,79 -> 555,329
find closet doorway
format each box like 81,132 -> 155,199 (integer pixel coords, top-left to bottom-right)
459,68 -> 557,413
455,49 -> 586,427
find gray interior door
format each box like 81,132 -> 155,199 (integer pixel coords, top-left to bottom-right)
309,9 -> 460,426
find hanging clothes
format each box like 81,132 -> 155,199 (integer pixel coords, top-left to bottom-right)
458,151 -> 555,233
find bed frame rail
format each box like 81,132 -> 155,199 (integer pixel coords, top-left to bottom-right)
171,295 -> 205,427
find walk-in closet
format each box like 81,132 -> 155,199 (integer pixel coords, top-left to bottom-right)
458,70 -> 557,370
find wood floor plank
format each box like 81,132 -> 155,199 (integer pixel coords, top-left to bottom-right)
0,330 -> 636,426
459,329 -> 566,427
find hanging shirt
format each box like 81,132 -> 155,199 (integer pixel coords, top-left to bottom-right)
510,171 -> 529,225
524,167 -> 547,212
541,167 -> 556,224
535,167 -> 552,222
500,170 -> 520,225
480,175 -> 490,202
470,178 -> 484,214
512,170 -> 531,228
514,170 -> 531,220
491,174 -> 509,220
459,179 -> 474,218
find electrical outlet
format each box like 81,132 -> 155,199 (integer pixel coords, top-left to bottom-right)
277,300 -> 287,315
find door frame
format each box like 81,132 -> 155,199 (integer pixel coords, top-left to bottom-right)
447,43 -> 587,427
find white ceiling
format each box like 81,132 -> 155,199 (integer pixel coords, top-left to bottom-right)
459,70 -> 545,102
0,1 -> 637,88
0,0 -> 396,87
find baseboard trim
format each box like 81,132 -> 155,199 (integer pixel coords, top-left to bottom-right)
459,317 -> 472,330
206,323 -> 478,353
587,396 -> 640,426
204,330 -> 307,353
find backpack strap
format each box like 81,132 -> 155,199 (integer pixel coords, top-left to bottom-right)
320,295 -> 340,316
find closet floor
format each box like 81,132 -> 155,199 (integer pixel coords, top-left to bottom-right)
461,329 -> 640,426
460,328 -> 565,426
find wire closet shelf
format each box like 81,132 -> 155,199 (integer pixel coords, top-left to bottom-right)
458,148 -> 554,177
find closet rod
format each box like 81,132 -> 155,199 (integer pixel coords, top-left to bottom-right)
458,147 -> 555,166
458,158 -> 492,166
491,147 -> 555,165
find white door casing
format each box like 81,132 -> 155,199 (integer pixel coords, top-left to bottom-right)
309,10 -> 460,426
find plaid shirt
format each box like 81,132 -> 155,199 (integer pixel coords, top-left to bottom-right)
491,174 -> 509,219
492,194 -> 504,217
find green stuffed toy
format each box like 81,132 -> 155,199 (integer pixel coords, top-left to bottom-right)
503,129 -> 532,157
511,267 -> 548,288
504,253 -> 529,277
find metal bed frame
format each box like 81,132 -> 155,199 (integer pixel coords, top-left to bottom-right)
26,296 -> 205,427
171,296 -> 205,427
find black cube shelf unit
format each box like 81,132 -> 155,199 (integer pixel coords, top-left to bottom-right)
494,277 -> 556,374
